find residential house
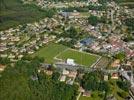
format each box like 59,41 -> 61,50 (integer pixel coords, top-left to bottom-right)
0,64 -> 6,72
111,73 -> 119,79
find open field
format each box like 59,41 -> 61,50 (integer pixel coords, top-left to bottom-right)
33,43 -> 99,66
79,96 -> 102,100
33,44 -> 68,63
56,49 -> 99,67
0,0 -> 54,30
95,57 -> 111,68
79,91 -> 103,100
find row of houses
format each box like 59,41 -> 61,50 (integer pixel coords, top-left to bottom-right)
0,18 -> 58,62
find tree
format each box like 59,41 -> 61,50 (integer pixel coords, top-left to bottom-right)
123,33 -> 134,42
115,52 -> 125,61
98,81 -> 109,92
117,91 -> 128,98
124,18 -> 134,31
116,80 -> 130,91
52,72 -> 60,81
81,72 -> 99,91
98,0 -> 107,4
0,59 -> 78,100
88,15 -> 99,26
45,8 -> 57,18
0,57 -> 10,64
81,72 -> 109,92
66,26 -> 78,38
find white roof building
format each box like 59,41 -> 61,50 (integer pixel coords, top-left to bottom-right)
66,58 -> 76,66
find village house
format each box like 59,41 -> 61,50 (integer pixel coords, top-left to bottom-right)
67,71 -> 77,78
111,59 -> 120,68
60,75 -> 66,82
74,42 -> 83,49
82,91 -> 91,97
0,54 -> 8,58
104,75 -> 109,81
62,69 -> 69,75
79,87 -> 85,93
0,64 -> 6,72
8,54 -> 15,59
111,73 -> 119,79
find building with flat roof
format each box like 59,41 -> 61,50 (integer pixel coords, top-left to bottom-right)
66,58 -> 76,66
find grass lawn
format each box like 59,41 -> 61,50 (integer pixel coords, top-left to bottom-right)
33,44 -> 68,63
79,96 -> 90,100
95,57 -> 110,68
79,91 -> 103,100
80,12 -> 90,17
56,49 -> 99,67
79,96 -> 102,100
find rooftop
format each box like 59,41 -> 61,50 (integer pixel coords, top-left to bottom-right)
80,37 -> 94,46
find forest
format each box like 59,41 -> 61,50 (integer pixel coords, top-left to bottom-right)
0,57 -> 78,100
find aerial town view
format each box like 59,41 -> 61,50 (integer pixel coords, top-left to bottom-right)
0,0 -> 134,100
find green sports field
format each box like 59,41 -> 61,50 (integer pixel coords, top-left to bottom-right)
34,43 -> 99,67
56,49 -> 99,67
33,44 -> 68,63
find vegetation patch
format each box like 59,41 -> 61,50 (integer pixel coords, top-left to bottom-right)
0,0 -> 56,30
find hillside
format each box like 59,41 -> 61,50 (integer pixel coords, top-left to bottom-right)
0,0 -> 55,30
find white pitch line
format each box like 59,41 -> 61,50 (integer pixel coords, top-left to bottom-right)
54,48 -> 102,68
54,48 -> 69,59
90,56 -> 102,68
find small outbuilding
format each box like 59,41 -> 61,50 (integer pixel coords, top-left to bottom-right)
82,91 -> 91,97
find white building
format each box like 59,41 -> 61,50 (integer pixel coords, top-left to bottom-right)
66,58 -> 76,66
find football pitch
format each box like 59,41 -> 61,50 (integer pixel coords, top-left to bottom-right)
56,49 -> 99,67
33,44 -> 68,63
34,44 -> 100,67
